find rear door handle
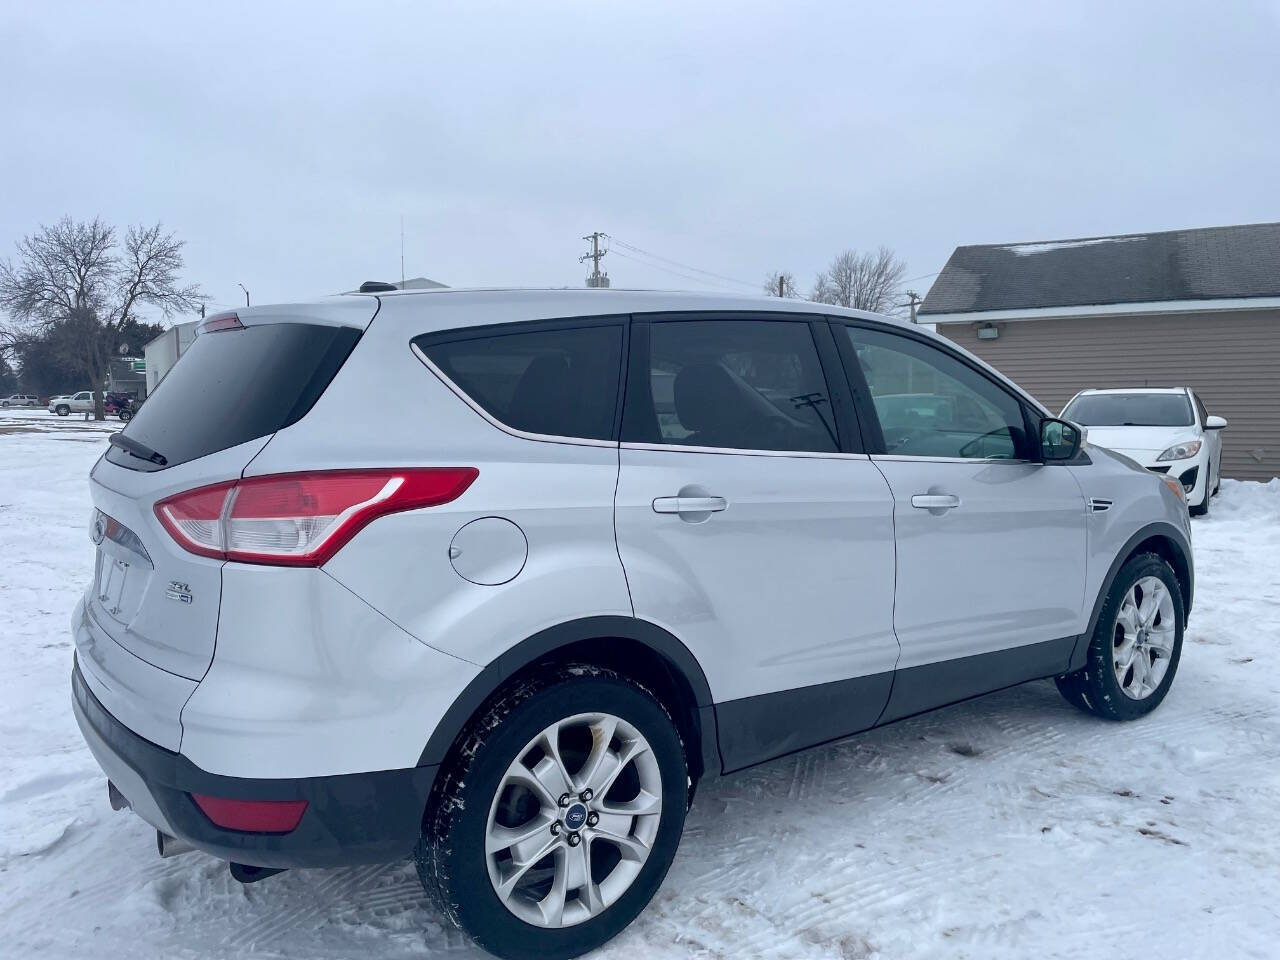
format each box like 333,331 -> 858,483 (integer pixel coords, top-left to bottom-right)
911,494 -> 961,510
652,496 -> 728,515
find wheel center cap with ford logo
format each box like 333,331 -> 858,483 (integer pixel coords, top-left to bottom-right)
564,802 -> 588,831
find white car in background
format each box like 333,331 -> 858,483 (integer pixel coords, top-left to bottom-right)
2,394 -> 40,407
1062,387 -> 1226,516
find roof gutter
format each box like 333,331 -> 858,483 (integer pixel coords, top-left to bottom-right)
923,295 -> 1280,324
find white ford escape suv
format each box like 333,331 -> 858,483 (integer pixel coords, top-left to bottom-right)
73,288 -> 1193,960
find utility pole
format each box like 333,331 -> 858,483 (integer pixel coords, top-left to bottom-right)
904,290 -> 922,324
580,232 -> 609,288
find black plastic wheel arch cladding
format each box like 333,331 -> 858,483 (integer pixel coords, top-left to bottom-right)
416,616 -> 721,779
1067,522 -> 1193,674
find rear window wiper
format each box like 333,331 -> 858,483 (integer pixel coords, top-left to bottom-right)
109,432 -> 168,467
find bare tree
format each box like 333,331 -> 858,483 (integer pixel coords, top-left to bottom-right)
763,271 -> 800,298
0,217 -> 203,419
811,246 -> 907,314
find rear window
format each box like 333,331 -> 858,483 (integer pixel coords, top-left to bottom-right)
106,322 -> 360,471
415,323 -> 623,441
1063,393 -> 1193,427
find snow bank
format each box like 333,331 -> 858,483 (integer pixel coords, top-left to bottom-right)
1204,477 -> 1280,522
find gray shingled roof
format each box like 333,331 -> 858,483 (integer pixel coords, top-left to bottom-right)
920,221 -> 1280,316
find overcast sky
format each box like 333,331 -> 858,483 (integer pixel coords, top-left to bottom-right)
2,1 -> 1277,317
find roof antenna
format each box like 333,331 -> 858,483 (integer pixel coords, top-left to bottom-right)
400,215 -> 405,287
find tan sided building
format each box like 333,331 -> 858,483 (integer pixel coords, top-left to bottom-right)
920,221 -> 1280,482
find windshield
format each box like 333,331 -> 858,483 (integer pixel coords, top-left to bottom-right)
1063,393 -> 1193,427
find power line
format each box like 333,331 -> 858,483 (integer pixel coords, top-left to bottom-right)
903,270 -> 939,284
605,235 -> 759,289
608,249 -> 747,291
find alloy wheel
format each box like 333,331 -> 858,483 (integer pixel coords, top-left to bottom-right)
484,712 -> 662,928
1112,576 -> 1175,700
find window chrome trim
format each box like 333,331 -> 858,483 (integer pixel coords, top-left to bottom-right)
410,343 -> 617,449
621,441 -> 869,460
871,454 -> 1034,465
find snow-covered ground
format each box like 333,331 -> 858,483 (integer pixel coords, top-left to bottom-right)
3,406 -> 1279,959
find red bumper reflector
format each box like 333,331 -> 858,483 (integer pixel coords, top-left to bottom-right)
191,794 -> 308,833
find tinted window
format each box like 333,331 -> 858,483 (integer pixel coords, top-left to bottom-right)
1062,393 -> 1193,427
627,319 -> 838,452
418,324 -> 623,441
845,326 -> 1028,459
106,322 -> 360,471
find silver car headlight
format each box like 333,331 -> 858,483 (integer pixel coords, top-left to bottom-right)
1156,439 -> 1202,462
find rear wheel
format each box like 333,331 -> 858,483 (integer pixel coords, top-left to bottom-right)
416,666 -> 688,960
1056,553 -> 1184,721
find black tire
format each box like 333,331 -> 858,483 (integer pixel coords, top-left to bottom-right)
55,404 -> 69,416
118,408 -> 133,422
1056,552 -> 1184,721
1190,492 -> 1209,518
416,666 -> 688,960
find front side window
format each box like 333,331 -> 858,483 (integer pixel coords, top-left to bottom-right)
626,319 -> 839,453
1062,393 -> 1194,428
844,326 -> 1028,459
416,323 -> 623,441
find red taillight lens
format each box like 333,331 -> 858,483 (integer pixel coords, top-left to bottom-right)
155,468 -> 478,566
191,794 -> 308,833
154,480 -> 236,560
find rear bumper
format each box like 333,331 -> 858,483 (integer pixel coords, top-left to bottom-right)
72,659 -> 437,869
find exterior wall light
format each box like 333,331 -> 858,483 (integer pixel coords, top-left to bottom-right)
976,323 -> 1000,341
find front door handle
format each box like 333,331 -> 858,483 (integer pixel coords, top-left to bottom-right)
652,496 -> 729,515
911,493 -> 961,511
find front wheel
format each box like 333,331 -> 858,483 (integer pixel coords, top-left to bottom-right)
1056,552 -> 1184,721
416,667 -> 688,960
55,404 -> 69,417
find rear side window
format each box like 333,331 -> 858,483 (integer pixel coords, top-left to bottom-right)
625,319 -> 839,453
106,323 -> 360,471
415,323 -> 623,441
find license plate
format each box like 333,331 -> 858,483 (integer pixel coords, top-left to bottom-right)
95,551 -> 130,618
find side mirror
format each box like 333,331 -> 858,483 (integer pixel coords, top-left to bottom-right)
1205,414 -> 1228,430
1040,417 -> 1082,461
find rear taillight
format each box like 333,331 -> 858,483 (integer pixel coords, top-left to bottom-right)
154,468 -> 478,566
